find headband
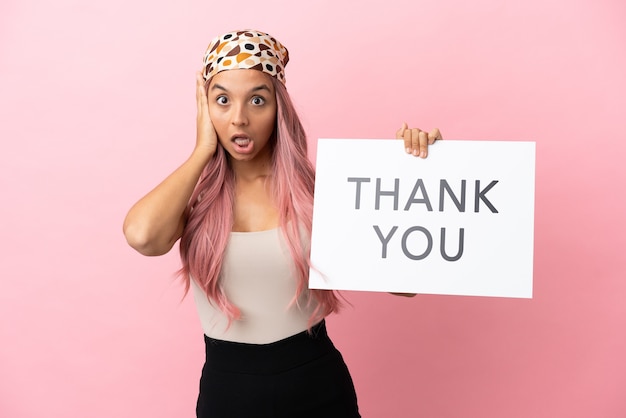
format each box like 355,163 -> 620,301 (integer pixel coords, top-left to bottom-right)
202,30 -> 289,84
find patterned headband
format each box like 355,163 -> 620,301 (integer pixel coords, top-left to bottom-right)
202,30 -> 289,84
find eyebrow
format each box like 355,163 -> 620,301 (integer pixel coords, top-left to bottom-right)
211,83 -> 272,94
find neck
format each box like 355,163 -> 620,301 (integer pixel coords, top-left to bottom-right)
229,148 -> 273,182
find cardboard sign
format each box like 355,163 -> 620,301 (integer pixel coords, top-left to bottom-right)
309,139 -> 535,298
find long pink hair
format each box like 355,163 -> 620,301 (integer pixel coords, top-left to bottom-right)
179,75 -> 341,325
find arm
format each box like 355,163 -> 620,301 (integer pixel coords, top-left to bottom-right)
123,72 -> 217,256
390,123 -> 443,296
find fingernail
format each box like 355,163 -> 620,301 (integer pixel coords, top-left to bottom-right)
413,149 -> 418,156
406,147 -> 411,154
420,150 -> 426,158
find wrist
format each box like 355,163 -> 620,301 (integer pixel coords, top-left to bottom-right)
190,146 -> 214,164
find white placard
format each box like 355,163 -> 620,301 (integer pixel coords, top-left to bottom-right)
309,139 -> 535,298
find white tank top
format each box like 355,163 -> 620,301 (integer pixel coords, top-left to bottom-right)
191,227 -> 318,344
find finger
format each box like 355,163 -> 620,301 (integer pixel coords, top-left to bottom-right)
410,128 -> 421,156
427,128 -> 442,144
418,130 -> 429,158
200,81 -> 208,111
397,122 -> 411,153
196,72 -> 203,113
404,127 -> 415,155
396,122 -> 408,139
196,72 -> 209,117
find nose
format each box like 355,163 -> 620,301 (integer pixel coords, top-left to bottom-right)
231,103 -> 248,126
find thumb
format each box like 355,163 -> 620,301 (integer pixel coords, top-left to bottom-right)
396,121 -> 409,139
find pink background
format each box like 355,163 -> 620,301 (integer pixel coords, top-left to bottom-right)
1,0 -> 625,417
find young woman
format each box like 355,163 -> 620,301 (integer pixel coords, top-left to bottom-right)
123,29 -> 441,418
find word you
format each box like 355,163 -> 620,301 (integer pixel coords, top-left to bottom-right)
347,177 -> 499,261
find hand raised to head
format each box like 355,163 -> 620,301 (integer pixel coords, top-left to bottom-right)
195,71 -> 218,157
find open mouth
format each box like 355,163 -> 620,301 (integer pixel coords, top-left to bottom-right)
231,134 -> 253,153
233,136 -> 251,146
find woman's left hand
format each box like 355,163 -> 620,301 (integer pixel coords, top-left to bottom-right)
396,122 -> 442,158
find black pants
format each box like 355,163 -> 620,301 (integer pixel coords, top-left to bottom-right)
196,320 -> 361,418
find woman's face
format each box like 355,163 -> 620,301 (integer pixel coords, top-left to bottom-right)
207,69 -> 277,163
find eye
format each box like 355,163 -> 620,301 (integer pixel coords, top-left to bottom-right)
251,96 -> 265,106
216,95 -> 228,105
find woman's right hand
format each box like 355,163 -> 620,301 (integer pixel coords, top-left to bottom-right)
122,73 -> 219,256
195,71 -> 218,156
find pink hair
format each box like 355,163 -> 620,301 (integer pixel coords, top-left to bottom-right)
179,75 -> 342,326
